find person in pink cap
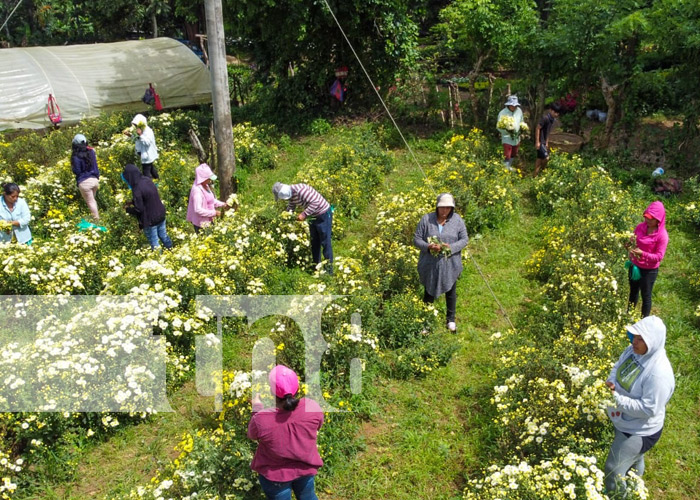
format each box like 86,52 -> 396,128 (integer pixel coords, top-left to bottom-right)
627,201 -> 669,317
186,163 -> 228,233
248,365 -> 324,500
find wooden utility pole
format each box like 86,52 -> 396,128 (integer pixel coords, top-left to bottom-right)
204,0 -> 236,198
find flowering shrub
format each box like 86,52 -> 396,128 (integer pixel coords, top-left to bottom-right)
464,153 -> 650,499
295,128 -> 394,222
463,448 -> 648,500
432,130 -> 519,232
233,122 -> 279,171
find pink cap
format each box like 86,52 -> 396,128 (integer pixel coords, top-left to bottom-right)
269,365 -> 299,398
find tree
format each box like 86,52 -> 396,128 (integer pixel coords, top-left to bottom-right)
542,0 -> 653,147
221,0 -> 421,115
647,0 -> 700,136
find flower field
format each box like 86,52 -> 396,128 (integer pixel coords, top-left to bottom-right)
0,113 -> 520,499
1,113 -> 698,499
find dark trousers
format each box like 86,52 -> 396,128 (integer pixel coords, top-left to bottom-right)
142,162 -> 159,179
309,209 -> 333,264
423,282 -> 457,323
628,267 -> 658,317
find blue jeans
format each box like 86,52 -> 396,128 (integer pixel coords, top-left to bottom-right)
258,474 -> 318,500
309,209 -> 333,265
143,219 -> 173,250
604,430 -> 646,496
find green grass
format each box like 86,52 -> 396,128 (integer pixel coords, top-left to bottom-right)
23,131 -> 700,500
316,175 -> 543,499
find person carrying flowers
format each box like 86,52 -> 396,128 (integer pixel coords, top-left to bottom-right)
70,133 -> 101,221
413,193 -> 469,332
604,316 -> 674,496
248,365 -> 324,500
0,182 -> 32,245
626,201 -> 668,317
186,163 -> 228,233
496,95 -> 527,171
272,182 -> 333,269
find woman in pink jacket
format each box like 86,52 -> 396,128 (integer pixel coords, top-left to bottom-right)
248,365 -> 324,500
186,163 -> 227,233
627,201 -> 669,317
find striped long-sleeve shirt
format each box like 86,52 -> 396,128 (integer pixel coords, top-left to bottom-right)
287,183 -> 330,217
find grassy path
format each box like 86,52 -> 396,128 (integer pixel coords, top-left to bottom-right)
318,177 -> 543,499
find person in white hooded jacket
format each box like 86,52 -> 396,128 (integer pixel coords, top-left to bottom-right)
604,315 -> 675,495
126,114 -> 160,179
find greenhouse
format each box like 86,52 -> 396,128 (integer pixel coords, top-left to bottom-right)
0,37 -> 211,131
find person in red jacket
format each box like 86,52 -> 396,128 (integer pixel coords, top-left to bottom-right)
627,201 -> 669,317
248,365 -> 324,500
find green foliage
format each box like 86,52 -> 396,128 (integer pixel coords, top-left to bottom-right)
309,118 -> 332,136
430,129 -> 520,233
222,0 -> 420,111
434,0 -> 538,70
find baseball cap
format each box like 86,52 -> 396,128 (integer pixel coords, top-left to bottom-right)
268,365 -> 299,398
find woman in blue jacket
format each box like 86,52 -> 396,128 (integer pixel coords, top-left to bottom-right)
0,183 -> 32,245
71,134 -> 101,220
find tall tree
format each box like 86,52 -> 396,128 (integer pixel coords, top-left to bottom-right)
543,0 -> 653,147
433,0 -> 538,124
221,0 -> 420,112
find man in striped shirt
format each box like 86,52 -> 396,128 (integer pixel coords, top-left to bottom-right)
272,182 -> 333,269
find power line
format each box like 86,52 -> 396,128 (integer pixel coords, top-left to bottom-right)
0,0 -> 24,34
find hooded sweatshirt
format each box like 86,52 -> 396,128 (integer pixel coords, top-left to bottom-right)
186,163 -> 226,227
131,114 -> 159,164
631,201 -> 668,270
122,163 -> 166,228
496,106 -> 524,146
606,315 -> 675,436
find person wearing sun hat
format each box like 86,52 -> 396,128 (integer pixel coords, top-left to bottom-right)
186,163 -> 227,233
272,182 -> 333,270
413,193 -> 469,332
604,315 -> 675,496
248,365 -> 324,500
496,95 -> 525,171
627,201 -> 669,317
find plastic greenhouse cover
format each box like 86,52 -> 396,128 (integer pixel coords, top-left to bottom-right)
0,37 -> 211,131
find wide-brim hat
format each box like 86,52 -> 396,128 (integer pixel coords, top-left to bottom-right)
436,193 -> 455,208
505,95 -> 520,107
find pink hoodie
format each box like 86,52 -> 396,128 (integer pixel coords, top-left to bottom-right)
631,201 -> 669,270
186,163 -> 226,227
